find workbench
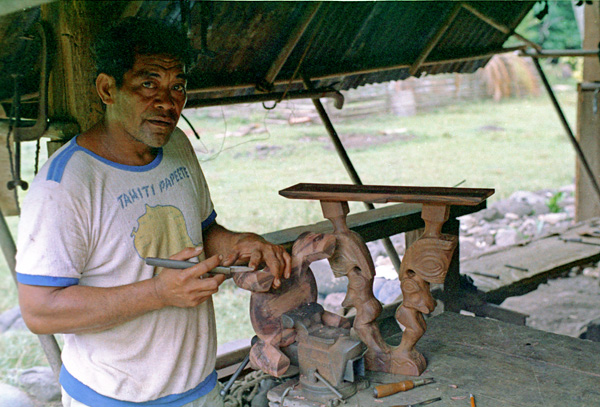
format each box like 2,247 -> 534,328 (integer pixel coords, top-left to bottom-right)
462,218 -> 600,304
275,312 -> 600,406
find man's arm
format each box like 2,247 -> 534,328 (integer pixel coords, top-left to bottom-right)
18,248 -> 226,335
202,222 -> 291,288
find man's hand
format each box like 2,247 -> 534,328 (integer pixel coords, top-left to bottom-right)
153,247 -> 227,308
203,224 -> 291,289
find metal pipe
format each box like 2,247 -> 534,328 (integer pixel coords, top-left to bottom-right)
302,75 -> 402,272
532,57 -> 600,206
186,88 -> 344,110
258,2 -> 322,91
0,207 -> 63,378
521,49 -> 600,58
314,371 -> 344,399
186,46 -> 526,98
409,3 -> 462,76
461,2 -> 542,52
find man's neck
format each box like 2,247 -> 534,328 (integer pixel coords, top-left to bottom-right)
77,121 -> 159,166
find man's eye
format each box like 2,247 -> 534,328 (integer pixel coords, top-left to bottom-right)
173,84 -> 186,92
142,82 -> 155,89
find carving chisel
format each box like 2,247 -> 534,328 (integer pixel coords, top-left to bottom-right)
374,378 -> 435,398
145,257 -> 254,276
391,396 -> 442,407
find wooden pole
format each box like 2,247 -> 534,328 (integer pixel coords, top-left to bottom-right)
302,75 -> 402,273
576,2 -> 600,220
41,0 -> 109,141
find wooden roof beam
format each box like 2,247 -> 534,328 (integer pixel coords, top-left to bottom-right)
409,3 -> 462,77
461,2 -> 542,52
186,45 -> 527,98
257,2 -> 322,92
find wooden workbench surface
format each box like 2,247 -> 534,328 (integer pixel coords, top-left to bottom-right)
461,219 -> 600,303
339,312 -> 600,406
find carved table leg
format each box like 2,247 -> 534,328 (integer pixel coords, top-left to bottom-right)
320,201 -> 392,367
392,204 -> 458,375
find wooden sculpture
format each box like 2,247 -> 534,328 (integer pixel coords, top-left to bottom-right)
234,231 -> 350,377
320,201 -> 391,366
392,204 -> 457,375
279,183 -> 493,376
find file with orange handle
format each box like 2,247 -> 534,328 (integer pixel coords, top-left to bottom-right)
373,378 -> 435,398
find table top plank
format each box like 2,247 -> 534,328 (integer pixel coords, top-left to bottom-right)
279,183 -> 494,206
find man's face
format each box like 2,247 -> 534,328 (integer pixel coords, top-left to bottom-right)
108,54 -> 187,148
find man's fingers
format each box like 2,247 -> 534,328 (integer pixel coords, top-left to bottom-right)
247,250 -> 263,270
221,252 -> 239,267
187,254 -> 222,278
169,246 -> 203,261
282,251 -> 292,279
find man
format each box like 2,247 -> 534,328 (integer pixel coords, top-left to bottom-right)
15,17 -> 291,407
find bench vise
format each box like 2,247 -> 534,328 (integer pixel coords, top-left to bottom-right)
269,302 -> 369,406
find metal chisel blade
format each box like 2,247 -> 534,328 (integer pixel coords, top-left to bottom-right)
144,257 -> 254,275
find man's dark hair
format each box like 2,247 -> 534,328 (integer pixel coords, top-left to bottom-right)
93,17 -> 197,87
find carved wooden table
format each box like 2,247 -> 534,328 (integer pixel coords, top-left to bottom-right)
279,183 -> 494,376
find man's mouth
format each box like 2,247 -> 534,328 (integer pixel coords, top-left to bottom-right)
147,117 -> 175,127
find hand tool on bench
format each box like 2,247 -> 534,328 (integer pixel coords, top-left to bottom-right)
374,378 -> 435,398
391,396 -> 442,407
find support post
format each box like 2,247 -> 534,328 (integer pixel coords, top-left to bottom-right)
301,76 -> 402,273
41,0 -> 108,142
532,57 -> 600,210
0,207 -> 62,378
576,2 -> 600,220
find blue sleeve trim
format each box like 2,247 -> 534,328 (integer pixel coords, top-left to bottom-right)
46,137 -> 164,182
60,365 -> 217,406
16,273 -> 79,287
47,139 -> 79,183
201,210 -> 217,230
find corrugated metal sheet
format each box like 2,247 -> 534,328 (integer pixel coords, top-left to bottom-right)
0,0 -> 535,110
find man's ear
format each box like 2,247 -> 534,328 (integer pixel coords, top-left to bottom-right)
96,73 -> 116,105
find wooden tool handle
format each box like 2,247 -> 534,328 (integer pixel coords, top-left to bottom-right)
374,381 -> 415,398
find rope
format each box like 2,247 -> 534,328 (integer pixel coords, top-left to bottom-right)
223,370 -> 271,407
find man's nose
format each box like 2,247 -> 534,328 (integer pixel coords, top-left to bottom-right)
154,87 -> 175,110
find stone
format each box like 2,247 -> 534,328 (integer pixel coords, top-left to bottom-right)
578,317 -> 600,342
458,214 -> 478,230
18,367 -> 61,402
494,228 -> 518,247
478,207 -> 503,222
538,212 -> 569,224
0,306 -> 21,333
0,383 -> 35,407
372,277 -> 387,297
322,292 -> 346,315
376,280 -> 402,304
582,267 -> 600,279
311,259 -> 348,296
459,236 -> 477,259
493,199 -> 533,218
509,190 -> 547,207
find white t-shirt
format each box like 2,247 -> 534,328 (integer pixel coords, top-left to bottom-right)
16,128 -> 218,406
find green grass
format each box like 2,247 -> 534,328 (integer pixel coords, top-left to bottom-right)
195,91 -> 576,234
0,88 -> 577,377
